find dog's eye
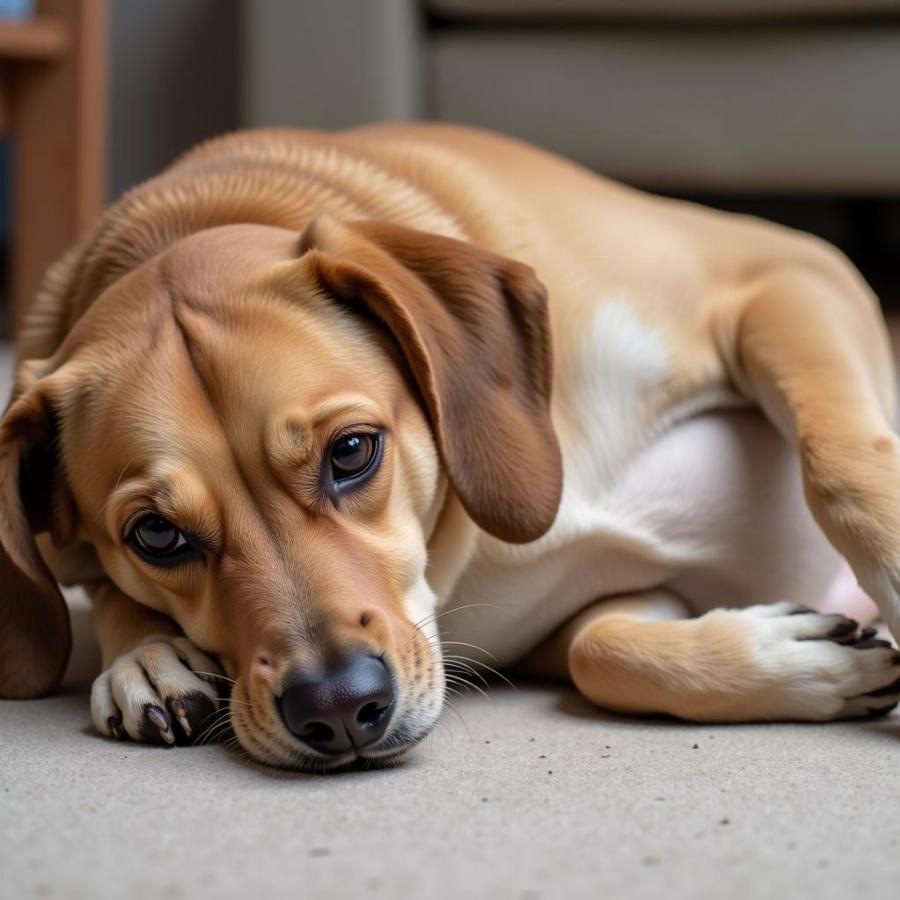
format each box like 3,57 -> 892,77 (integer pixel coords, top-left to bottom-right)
330,432 -> 380,484
127,514 -> 196,566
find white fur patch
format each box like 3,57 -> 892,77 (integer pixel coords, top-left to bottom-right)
557,300 -> 671,488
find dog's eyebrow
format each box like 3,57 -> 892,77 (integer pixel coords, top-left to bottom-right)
265,397 -> 379,469
104,473 -> 221,545
310,395 -> 383,431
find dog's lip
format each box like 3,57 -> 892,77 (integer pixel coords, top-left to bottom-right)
277,717 -> 430,772
309,745 -> 412,773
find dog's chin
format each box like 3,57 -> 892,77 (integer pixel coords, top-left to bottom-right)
298,744 -> 415,774
231,708 -> 440,773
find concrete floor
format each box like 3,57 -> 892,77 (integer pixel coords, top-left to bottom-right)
2,343 -> 900,900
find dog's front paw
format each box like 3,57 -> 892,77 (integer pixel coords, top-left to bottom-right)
709,602 -> 900,720
91,636 -> 223,746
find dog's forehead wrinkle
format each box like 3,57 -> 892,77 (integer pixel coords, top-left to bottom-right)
149,273 -> 296,551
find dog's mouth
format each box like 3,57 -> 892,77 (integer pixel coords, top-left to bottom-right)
232,710 -> 436,773
282,735 -> 424,774
223,675 -> 442,773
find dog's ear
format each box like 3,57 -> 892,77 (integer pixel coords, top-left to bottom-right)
0,365 -> 73,699
296,217 -> 562,543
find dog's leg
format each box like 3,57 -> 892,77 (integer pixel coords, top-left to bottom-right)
719,253 -> 900,639
88,581 -> 223,745
529,592 -> 900,722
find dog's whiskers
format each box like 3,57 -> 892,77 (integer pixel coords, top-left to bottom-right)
444,671 -> 492,704
445,655 -> 517,691
440,695 -> 471,737
443,656 -> 492,688
195,705 -> 236,746
412,602 -> 501,634
192,671 -> 237,685
428,639 -> 499,662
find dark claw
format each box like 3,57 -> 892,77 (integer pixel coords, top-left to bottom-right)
853,638 -> 894,651
859,627 -> 878,641
167,692 -> 218,746
826,619 -> 858,642
140,704 -> 175,746
866,676 -> 900,698
107,716 -> 126,741
788,606 -> 816,615
867,701 -> 899,718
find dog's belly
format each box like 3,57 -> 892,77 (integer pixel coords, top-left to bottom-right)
442,410 -> 846,666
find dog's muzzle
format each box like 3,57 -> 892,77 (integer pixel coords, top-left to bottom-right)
277,653 -> 394,755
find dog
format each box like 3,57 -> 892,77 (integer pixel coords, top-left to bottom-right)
2,124 -> 899,771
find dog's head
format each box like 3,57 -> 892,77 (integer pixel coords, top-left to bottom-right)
0,218 -> 561,769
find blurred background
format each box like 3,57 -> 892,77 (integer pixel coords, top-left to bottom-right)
1,0 -> 899,334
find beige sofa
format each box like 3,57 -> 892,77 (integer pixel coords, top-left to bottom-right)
243,0 -> 900,194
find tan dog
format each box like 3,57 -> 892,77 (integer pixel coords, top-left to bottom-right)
2,124 -> 899,771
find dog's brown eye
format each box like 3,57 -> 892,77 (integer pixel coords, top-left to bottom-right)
127,514 -> 197,567
331,433 -> 377,481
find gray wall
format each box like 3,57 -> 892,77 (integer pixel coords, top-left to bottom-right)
242,0 -> 423,129
108,0 -> 240,200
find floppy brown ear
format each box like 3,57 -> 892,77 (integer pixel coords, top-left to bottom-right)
0,372 -> 72,699
297,217 -> 562,543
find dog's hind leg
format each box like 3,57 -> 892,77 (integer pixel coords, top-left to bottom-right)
532,591 -> 900,722
88,581 -> 224,746
716,248 -> 900,641
815,562 -> 880,624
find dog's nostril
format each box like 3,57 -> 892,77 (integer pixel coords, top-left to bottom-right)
299,721 -> 335,743
357,700 -> 388,727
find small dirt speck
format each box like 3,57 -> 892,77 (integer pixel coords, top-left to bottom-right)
308,847 -> 332,858
719,818 -> 730,826
692,744 -> 699,749
642,855 -> 663,867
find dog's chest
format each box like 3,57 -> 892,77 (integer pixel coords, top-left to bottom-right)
439,301 -> 841,665
441,300 -> 684,654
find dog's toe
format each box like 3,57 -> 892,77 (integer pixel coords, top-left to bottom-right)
714,606 -> 900,721
839,669 -> 900,719
166,691 -> 218,745
91,636 -> 222,746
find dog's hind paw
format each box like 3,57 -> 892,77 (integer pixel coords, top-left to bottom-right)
90,636 -> 224,746
707,604 -> 900,721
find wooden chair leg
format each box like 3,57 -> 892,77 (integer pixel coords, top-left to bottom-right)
11,0 -> 106,333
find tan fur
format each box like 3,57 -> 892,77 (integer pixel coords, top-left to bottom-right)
2,124 -> 899,766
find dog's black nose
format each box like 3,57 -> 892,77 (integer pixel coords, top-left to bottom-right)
278,654 -> 394,755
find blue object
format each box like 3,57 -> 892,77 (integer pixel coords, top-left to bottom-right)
0,0 -> 34,19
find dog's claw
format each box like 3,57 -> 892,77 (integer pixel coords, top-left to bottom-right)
827,619 -> 858,641
169,698 -> 192,737
147,704 -> 175,745
853,638 -> 894,650
107,716 -> 126,740
866,675 -> 900,697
